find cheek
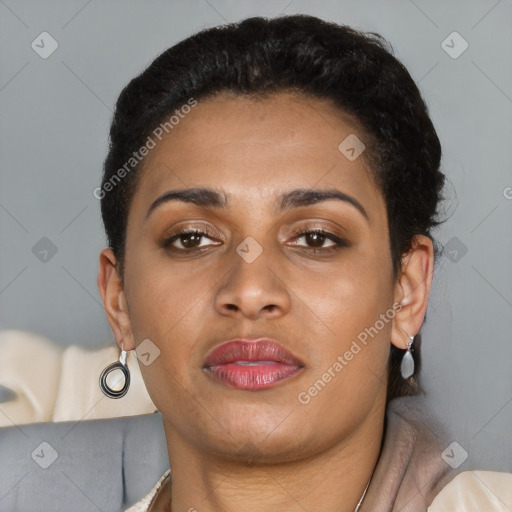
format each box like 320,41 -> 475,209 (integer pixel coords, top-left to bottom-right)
311,275 -> 390,381
294,249 -> 392,408
125,260 -> 209,391
128,253 -> 208,334
297,245 -> 387,338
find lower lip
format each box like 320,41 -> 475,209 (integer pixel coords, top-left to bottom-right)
204,362 -> 303,390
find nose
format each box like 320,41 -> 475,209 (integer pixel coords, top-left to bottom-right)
214,243 -> 291,321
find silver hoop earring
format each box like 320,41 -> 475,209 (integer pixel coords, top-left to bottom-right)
99,345 -> 131,398
400,335 -> 415,379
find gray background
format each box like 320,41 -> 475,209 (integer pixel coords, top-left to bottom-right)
1,0 -> 511,471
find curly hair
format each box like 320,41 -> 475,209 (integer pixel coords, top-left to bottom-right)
99,14 -> 446,401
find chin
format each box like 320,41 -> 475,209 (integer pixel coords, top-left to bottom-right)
200,412 -> 315,460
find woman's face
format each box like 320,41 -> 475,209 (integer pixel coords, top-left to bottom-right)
118,92 -> 402,461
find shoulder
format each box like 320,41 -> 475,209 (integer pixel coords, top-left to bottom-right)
125,469 -> 171,512
428,470 -> 512,511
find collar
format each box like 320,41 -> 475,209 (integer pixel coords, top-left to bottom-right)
360,396 -> 457,511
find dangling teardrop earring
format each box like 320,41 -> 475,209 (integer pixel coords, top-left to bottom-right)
99,344 -> 131,398
400,334 -> 415,379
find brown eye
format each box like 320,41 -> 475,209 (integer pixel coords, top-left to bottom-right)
162,229 -> 221,251
288,228 -> 348,253
302,231 -> 334,248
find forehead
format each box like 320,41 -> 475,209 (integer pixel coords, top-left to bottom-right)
129,92 -> 385,223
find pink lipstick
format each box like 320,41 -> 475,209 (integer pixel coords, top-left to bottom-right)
203,339 -> 304,390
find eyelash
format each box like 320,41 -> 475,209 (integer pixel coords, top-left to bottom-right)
161,226 -> 348,255
288,227 -> 348,253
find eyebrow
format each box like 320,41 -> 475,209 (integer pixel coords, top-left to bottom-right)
145,187 -> 369,221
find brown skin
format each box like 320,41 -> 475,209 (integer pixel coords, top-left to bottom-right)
98,92 -> 434,512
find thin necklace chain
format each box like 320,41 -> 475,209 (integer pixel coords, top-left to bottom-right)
162,472 -> 372,512
354,476 -> 371,512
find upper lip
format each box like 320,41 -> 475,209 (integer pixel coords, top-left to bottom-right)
203,338 -> 305,368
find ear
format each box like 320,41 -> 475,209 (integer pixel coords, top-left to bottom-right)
391,235 -> 435,350
97,248 -> 136,351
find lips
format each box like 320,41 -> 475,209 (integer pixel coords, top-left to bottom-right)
204,339 -> 304,367
203,339 -> 305,390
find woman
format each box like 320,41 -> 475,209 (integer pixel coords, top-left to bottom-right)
96,14 -> 510,511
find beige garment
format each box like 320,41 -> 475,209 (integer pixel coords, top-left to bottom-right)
0,329 -> 157,426
125,470 -> 512,512
428,470 -> 512,511
125,469 -> 171,512
0,330 -> 62,426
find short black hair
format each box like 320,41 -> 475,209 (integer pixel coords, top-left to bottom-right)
99,14 -> 446,401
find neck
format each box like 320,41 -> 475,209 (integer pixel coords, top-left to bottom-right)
159,401 -> 385,512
